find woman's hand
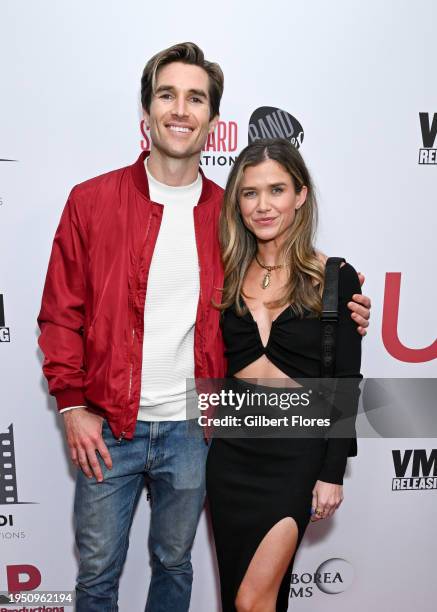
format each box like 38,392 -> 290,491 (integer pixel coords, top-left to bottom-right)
310,480 -> 344,521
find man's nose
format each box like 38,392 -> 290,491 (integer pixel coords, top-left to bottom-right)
172,95 -> 188,117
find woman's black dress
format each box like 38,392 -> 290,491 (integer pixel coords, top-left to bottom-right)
206,263 -> 362,611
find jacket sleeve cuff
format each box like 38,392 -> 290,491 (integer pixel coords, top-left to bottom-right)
317,464 -> 345,486
59,405 -> 87,414
318,449 -> 348,485
55,389 -> 87,412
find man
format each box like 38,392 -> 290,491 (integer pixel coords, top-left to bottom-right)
37,42 -> 371,612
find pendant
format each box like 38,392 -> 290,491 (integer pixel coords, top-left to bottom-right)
262,272 -> 271,289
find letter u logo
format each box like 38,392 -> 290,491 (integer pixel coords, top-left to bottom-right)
382,273 -> 437,363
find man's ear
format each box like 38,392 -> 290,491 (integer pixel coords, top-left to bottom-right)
209,114 -> 220,134
143,109 -> 150,129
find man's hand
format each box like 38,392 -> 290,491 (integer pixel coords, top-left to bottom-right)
63,408 -> 112,482
348,272 -> 371,336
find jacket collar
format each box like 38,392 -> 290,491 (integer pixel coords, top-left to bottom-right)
131,150 -> 213,204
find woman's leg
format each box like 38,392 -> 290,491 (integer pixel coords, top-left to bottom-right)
235,517 -> 298,612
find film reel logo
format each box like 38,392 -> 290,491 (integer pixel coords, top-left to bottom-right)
0,425 -> 18,505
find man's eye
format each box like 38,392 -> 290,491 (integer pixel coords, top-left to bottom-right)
159,93 -> 172,100
190,96 -> 202,103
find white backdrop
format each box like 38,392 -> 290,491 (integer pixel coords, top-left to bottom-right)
1,1 -> 436,610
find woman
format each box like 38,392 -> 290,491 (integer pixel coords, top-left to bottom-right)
206,138 -> 362,612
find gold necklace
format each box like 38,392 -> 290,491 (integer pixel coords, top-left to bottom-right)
255,254 -> 283,289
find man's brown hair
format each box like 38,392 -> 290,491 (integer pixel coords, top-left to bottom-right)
141,42 -> 224,119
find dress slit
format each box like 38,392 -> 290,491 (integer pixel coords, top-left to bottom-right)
235,516 -> 299,611
207,435 -> 327,612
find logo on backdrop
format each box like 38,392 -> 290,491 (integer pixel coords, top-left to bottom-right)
418,112 -> 437,165
392,449 -> 437,490
248,106 -> 304,149
0,425 -> 20,506
201,120 -> 238,167
382,273 -> 437,363
290,558 -> 354,598
0,564 -> 45,600
140,120 -> 239,167
0,295 -> 10,343
1,424 -> 36,543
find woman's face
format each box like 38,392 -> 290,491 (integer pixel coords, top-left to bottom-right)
238,159 -> 307,245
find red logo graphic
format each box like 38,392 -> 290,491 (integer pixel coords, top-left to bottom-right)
6,564 -> 41,592
382,273 -> 437,363
140,120 -> 238,153
140,120 -> 150,151
202,121 -> 238,152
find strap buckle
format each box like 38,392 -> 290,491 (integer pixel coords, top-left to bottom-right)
321,310 -> 339,322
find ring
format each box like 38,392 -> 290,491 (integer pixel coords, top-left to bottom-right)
315,508 -> 324,517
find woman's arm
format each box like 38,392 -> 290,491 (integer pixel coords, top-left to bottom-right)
310,263 -> 363,521
317,262 -> 363,485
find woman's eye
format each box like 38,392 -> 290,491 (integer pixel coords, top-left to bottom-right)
272,187 -> 283,194
243,191 -> 256,198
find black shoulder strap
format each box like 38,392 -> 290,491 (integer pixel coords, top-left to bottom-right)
320,257 -> 345,377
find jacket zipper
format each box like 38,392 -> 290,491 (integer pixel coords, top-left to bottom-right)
128,328 -> 135,400
120,206 -> 162,441
119,327 -> 135,443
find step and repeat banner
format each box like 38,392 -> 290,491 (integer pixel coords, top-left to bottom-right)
1,1 -> 436,610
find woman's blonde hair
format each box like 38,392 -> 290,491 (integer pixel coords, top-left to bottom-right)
219,138 -> 325,317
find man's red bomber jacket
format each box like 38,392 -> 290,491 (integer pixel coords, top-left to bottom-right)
37,152 -> 227,440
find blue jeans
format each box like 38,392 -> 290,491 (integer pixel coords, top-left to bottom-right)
74,419 -> 209,612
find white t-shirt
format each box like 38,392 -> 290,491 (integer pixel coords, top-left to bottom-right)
137,159 -> 202,421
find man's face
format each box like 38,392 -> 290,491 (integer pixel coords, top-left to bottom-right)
144,61 -> 219,160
